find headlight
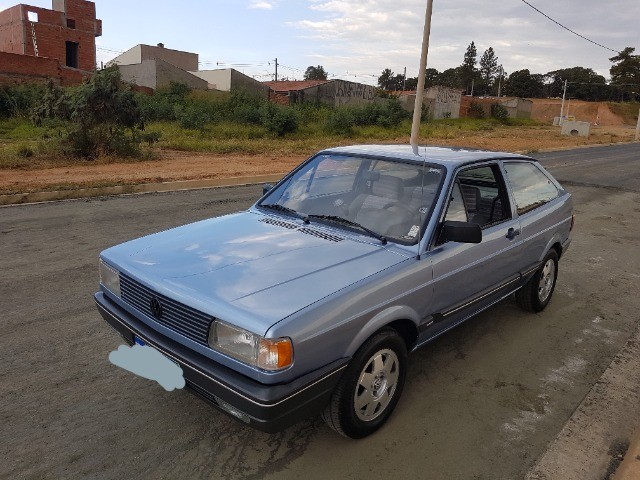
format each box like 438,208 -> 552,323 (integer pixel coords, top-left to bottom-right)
99,259 -> 121,297
209,321 -> 293,371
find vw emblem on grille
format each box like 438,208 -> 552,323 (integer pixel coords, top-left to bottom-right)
150,297 -> 163,320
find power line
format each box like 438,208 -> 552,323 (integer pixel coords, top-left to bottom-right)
519,0 -> 619,53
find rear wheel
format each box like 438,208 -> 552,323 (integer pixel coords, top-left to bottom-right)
322,328 -> 407,438
516,249 -> 558,312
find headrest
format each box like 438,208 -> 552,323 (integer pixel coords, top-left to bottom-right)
372,175 -> 402,200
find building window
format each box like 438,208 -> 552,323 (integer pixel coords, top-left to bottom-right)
27,11 -> 38,22
67,19 -> 76,29
66,41 -> 79,68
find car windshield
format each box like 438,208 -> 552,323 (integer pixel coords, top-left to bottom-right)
259,154 -> 445,245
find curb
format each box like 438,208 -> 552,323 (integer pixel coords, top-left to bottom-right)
0,173 -> 285,207
1,142 -> 637,207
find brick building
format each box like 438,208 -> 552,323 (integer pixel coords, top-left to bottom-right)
0,0 -> 101,85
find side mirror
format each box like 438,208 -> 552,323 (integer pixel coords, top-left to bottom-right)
441,220 -> 482,244
262,183 -> 274,196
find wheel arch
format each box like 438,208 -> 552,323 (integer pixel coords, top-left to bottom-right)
345,305 -> 420,357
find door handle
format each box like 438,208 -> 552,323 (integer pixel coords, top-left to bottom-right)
506,228 -> 521,240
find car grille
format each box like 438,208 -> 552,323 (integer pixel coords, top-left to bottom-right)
119,274 -> 213,345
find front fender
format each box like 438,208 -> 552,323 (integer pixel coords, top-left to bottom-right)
345,305 -> 420,357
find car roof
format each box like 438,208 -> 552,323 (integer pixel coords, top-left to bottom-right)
320,144 -> 532,168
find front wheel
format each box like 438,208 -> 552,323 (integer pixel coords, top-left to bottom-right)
322,328 -> 407,438
516,249 -> 559,312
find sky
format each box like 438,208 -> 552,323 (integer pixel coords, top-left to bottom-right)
3,0 -> 638,86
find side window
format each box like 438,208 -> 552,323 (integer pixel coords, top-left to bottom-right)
445,165 -> 510,228
444,182 -> 468,222
504,162 -> 559,215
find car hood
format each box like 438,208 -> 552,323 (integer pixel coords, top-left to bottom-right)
102,211 -> 408,335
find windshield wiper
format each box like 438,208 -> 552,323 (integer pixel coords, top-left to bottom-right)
259,203 -> 309,224
307,214 -> 387,245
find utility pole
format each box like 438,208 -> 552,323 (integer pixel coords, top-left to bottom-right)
470,79 -> 475,97
274,58 -> 278,82
410,0 -> 434,154
403,66 -> 407,91
497,66 -> 504,98
560,79 -> 568,121
636,108 -> 640,141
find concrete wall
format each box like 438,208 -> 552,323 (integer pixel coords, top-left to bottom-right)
398,86 -> 461,119
191,69 -> 231,90
276,80 -> 377,107
112,44 -> 198,72
109,44 -> 141,66
424,86 -> 461,119
230,68 -> 270,98
118,58 -> 207,91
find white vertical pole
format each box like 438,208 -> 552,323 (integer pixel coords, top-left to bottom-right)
635,109 -> 640,141
560,79 -> 567,120
410,0 -> 434,155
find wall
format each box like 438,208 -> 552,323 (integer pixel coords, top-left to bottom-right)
459,96 -> 532,119
230,69 -> 270,98
425,86 -> 461,119
190,69 -> 231,91
0,5 -> 25,54
0,50 -> 85,86
333,80 -> 376,106
140,44 -> 198,72
118,59 -> 207,91
109,45 -> 141,66
155,58 -> 206,90
0,0 -> 100,73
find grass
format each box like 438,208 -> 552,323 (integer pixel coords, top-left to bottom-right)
608,102 -> 639,125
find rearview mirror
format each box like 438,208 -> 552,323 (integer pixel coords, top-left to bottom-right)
262,183 -> 274,196
441,221 -> 482,244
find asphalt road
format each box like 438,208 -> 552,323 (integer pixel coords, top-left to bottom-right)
1,143 -> 639,480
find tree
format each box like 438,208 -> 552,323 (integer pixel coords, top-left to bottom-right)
303,65 -> 328,81
609,47 -> 640,100
460,41 -> 478,95
425,68 -> 440,87
377,69 -> 404,91
504,69 -> 544,98
544,67 -> 608,101
479,47 -> 499,95
437,67 -> 463,89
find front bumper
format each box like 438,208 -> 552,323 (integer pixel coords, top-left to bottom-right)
95,292 -> 347,433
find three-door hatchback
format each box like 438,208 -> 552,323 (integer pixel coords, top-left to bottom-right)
96,145 -> 573,438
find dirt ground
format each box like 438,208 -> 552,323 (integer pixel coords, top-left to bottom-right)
530,98 -> 628,126
0,124 -> 636,195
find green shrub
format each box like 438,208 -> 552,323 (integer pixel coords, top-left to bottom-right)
16,143 -> 34,158
469,101 -> 485,119
261,103 -> 298,136
490,103 -> 509,123
325,108 -> 355,135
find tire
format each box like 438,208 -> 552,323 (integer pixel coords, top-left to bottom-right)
516,249 -> 559,313
322,328 -> 407,439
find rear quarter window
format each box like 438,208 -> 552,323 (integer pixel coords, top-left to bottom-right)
504,162 -> 560,215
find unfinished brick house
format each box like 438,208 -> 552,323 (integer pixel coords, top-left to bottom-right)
0,0 -> 101,86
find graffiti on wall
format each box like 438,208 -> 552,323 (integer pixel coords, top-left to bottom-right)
335,80 -> 376,106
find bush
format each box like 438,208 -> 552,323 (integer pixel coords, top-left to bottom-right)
261,103 -> 298,136
325,108 -> 355,135
16,143 -> 34,158
0,84 -> 44,118
490,103 -> 509,123
32,66 -> 145,158
469,101 -> 485,119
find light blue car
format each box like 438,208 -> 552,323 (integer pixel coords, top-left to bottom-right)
95,145 -> 573,438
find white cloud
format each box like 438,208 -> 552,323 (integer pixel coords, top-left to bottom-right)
248,1 -> 274,10
290,0 -> 639,83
